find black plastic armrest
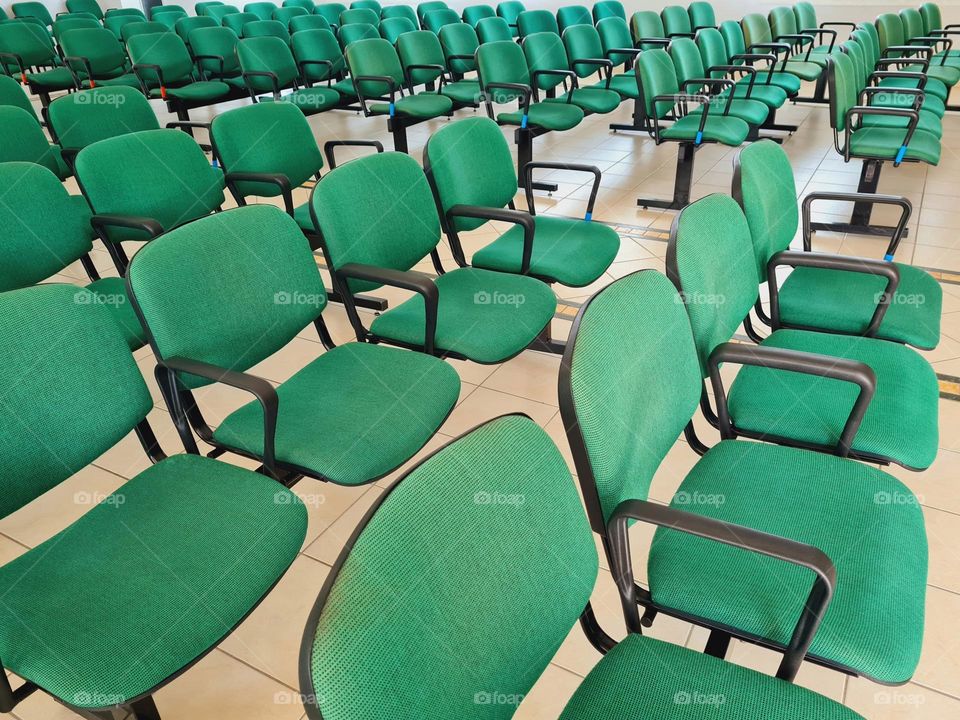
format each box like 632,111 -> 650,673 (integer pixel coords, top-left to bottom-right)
242,69 -> 281,97
165,120 -> 212,132
869,69 -> 927,88
706,342 -> 876,457
637,36 -> 671,47
844,106 -> 919,165
606,47 -> 642,59
192,52 -> 224,79
223,171 -> 294,215
299,58 -> 333,74
883,44 -> 932,58
352,73 -> 398,113
775,32 -> 814,45
445,204 -> 535,274
709,63 -> 757,76
531,68 -> 578,97
62,54 -> 92,83
768,250 -> 901,336
521,161 -> 601,219
748,41 -> 791,54
730,52 -> 777,64
446,53 -> 476,61
483,81 -> 532,113
404,62 -> 446,89
161,356 -> 280,478
607,498 -> 836,682
0,51 -> 27,77
570,57 -> 613,78
335,262 -> 439,354
874,57 -> 929,72
90,213 -> 164,241
133,62 -> 165,89
322,139 -> 384,169
801,191 -> 911,258
666,31 -> 696,38
821,21 -> 856,31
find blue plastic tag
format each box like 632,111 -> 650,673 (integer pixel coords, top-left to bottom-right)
695,130 -> 703,145
895,144 -> 907,164
884,253 -> 894,262
584,211 -> 592,221
389,102 -> 395,117
521,113 -> 529,129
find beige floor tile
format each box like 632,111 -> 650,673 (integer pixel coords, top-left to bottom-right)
483,351 -> 562,406
846,678 -> 960,718
513,663 -> 581,719
303,485 -> 385,565
441,386 -> 558,436
923,505 -> 960,594
913,586 -> 960,697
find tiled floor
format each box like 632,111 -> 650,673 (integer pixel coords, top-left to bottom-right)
8,74 -> 960,718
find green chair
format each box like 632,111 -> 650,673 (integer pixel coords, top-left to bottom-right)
902,6 -> 960,66
767,4 -> 839,102
397,29 -> 480,107
190,26 -> 244,87
422,7 -> 459,34
245,1 -> 279,21
127,203 -> 459,486
207,3 -> 242,21
381,4 -> 418,25
103,13 -> 142,39
175,14 -> 218,47
416,1 -> 448,27
119,20 -> 172,43
237,35 -> 342,112
496,0 -> 523,37
151,9 -> 189,30
877,10 -> 960,109
0,21 -> 75,109
339,6 -> 378,25
741,11 -> 823,87
559,264 -> 927,687
66,0 -> 104,21
345,37 -> 453,152
0,283 -> 307,720
476,39 -> 584,191
11,2 -> 53,28
632,48 -> 749,209
196,1 -> 228,15
696,26 -> 790,112
670,193 -> 938,471
51,15 -> 99,48
291,27 -> 348,87
475,15 -> 511,43
0,162 -> 146,349
0,71 -> 39,121
242,18 -> 290,41
462,3 -> 494,27
793,1 -> 854,56
517,8 -> 557,37
688,0 -> 715,30
424,116 -> 618,354
523,31 -> 621,114
630,9 -> 671,49
0,106 -> 69,179
105,8 -> 147,20
300,411 -> 868,720
379,15 -> 416,43
563,21 -> 634,110
74,128 -> 226,272
290,13 -> 332,32
557,5 -> 591,33
596,16 -> 642,90
661,4 -> 695,38
719,19 -> 803,96
337,20 -> 377,47
152,4 -> 187,18
60,27 -> 140,89
311,150 -> 557,363
438,21 -> 479,78
315,2 -> 346,30
275,5 -> 308,29
593,0 -> 625,23
285,0 -> 318,10
351,0 -> 382,13
733,139 -> 941,350
223,10 -> 258,34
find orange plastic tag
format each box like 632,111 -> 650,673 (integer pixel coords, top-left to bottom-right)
20,72 -> 27,84
160,86 -> 167,100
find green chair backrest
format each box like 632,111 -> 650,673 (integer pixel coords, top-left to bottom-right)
0,282 -> 153,520
196,1 -> 228,15
523,31 -> 570,91
496,0 -> 524,37
291,27 -> 345,79
719,19 -> 746,56
340,6 -> 378,25
238,35 -> 299,90
212,101 -> 323,201
636,47 -> 680,119
921,2 -> 942,33
190,26 -> 242,78
345,36 -> 403,96
302,414 -> 597,720
128,205 -> 327,390
0,106 -> 62,177
121,20 -> 171,43
175,15 -> 218,43
310,151 -> 441,293
697,27 -> 730,77
12,2 -> 53,27
75,128 -> 226,243
477,39 -> 531,99
857,20 -> 882,62
49,86 -> 159,152
741,12 -> 772,48
597,16 -> 633,67
285,0 -> 317,9
769,5 -> 799,39
290,14 -> 331,32
0,72 -> 38,121
223,11 -> 258,34
243,18 -> 289,41
275,5 -> 309,28
794,1 -> 817,32
152,9 -> 188,30
462,3 -> 495,27
564,23 -> 605,78
439,22 -> 478,73
66,0 -> 104,21
104,13 -> 142,39
52,15 -> 100,46
0,21 -> 57,72
422,7 -> 459,34
875,12 -> 906,53
379,15 -> 414,42
207,4 -> 242,21
688,0 -> 715,29
661,5 -> 691,36
397,29 -> 445,84
668,36 -> 706,87
417,1 -> 449,24
631,10 -> 667,48
475,15 -> 511,43
351,0 -> 382,13
517,8 -> 557,37
152,5 -> 187,17
825,51 -> 857,130
106,8 -> 147,19
563,269 -> 703,523
557,5 -> 591,33
593,0 -> 625,23
423,116 -> 515,232
127,31 -> 195,85
0,162 -> 93,293
843,37 -> 868,89
60,27 -> 128,79
338,21 -> 377,46
381,4 -> 418,25
245,1 -> 279,21
900,8 -> 925,42
851,27 -> 879,69
315,3 -> 347,26
668,193 -> 759,375
733,140 -> 798,282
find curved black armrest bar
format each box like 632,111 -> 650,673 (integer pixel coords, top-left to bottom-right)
883,44 -> 932,60
224,171 -> 294,215
682,76 -> 735,113
874,57 -> 930,73
192,52 -> 225,80
607,498 -> 836,682
801,191 -> 912,257
446,204 -> 535,274
928,28 -> 960,36
708,63 -> 757,93
0,52 -> 26,78
569,57 -> 613,81
531,68 -> 577,98
707,341 -> 876,457
730,52 -> 778,64
746,42 -> 791,71
165,120 -> 213,133
483,81 -> 532,114
844,105 -> 920,166
821,21 -> 856,31
653,92 -> 711,135
869,69 -> 928,89
775,32 -> 815,46
90,214 -> 164,242
521,161 -> 601,218
132,62 -> 166,91
605,46 -> 642,59
403,62 -> 447,90
768,250 -> 901,336
62,54 -> 92,86
298,58 -> 335,84
636,37 -> 671,47
352,74 -> 398,113
161,356 -> 280,478
801,26 -> 838,53
242,69 -> 281,98
860,85 -> 924,110
336,262 -> 439,355
322,139 -> 384,169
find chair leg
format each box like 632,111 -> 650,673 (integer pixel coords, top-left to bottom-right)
530,320 -> 566,354
128,696 -> 161,720
388,117 -> 409,153
578,602 -> 618,654
516,127 -> 558,192
808,158 -> 908,237
637,142 -> 695,210
609,97 -> 645,132
792,72 -> 828,104
761,106 -> 798,134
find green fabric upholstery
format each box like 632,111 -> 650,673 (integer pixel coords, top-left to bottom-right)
0,106 -> 67,179
687,1 -> 715,30
661,5 -> 692,37
564,23 -> 607,78
545,86 -> 621,113
496,0 -> 524,37
593,0 -> 625,23
860,108 -> 942,139
379,15 -> 416,43
517,8 -> 557,37
338,21 -> 378,46
0,73 -> 38,121
462,4 -> 495,27
0,284 -> 152,519
0,452 -> 306,706
476,15 -> 512,43
417,1 -> 449,25
75,128 -> 226,244
128,31 -> 231,100
600,73 -> 640,98
245,1 -> 279,22
52,16 -> 100,47
523,30 -> 571,91
214,341 -> 459,483
190,26 -> 243,81
421,8 -> 459,34
849,126 -> 941,164
86,275 -> 149,349
275,5 -> 308,28
175,15 -> 218,44
308,415 -> 600,719
339,6 -> 378,25
497,100 -> 583,128
348,36 -> 452,115
12,2 -> 53,27
66,0 -> 104,20
649,439 -> 926,683
921,2 -> 943,34
439,22 -> 479,73
237,35 -> 301,93
0,22 -> 74,90
396,29 -> 445,84
560,633 -> 863,719
369,92 -> 452,116
557,5 -> 591,33
380,4 -> 418,25
596,16 -> 634,68
315,3 -> 347,26
661,114 -> 749,144
60,28 -> 139,88
636,48 -> 680,119
121,21 -> 172,42
290,14 -> 333,32
223,11 -> 259,34
242,18 -> 289,41
718,19 -> 802,94
103,14 -> 140,38
630,10 -> 667,49
127,204 -> 324,390
351,0 -> 382,14
440,77 -> 481,104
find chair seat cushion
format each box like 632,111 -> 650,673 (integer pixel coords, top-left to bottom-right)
86,276 -> 148,350
25,66 -> 75,90
744,70 -> 801,94
441,79 -> 482,105
600,72 -> 640,99
647,439 -> 926,684
660,113 -> 749,145
370,92 -> 453,118
848,126 -> 941,164
781,59 -> 822,80
777,262 -> 942,350
859,107 -> 942,138
150,80 -> 231,101
0,453 -> 307,707
279,86 -> 342,113
729,81 -> 788,107
213,342 -> 460,484
547,87 -> 621,114
472,215 -> 620,287
789,51 -> 829,67
727,328 -> 939,469
83,73 -> 141,89
370,266 -> 557,363
559,633 -> 863,719
879,74 -> 948,101
694,97 -> 768,125
497,101 -> 584,130
331,78 -> 357,98
870,89 -> 945,117
293,201 -> 316,232
925,63 -> 960,85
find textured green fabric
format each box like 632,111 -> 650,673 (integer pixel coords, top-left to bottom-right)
547,86 -> 621,113
557,5 -> 591,33
565,271 -> 702,522
593,0 -> 625,23
340,6 -> 378,25
351,0 -> 381,14
648,439 -> 926,683
52,16 -> 100,46
517,9 -> 558,37
0,106 -> 66,179
175,15 -> 218,43
370,91 -> 453,117
75,128 -> 225,243
212,101 -> 323,197
473,215 -> 619,286
729,328 -> 939,469
922,62 -> 960,85
338,21 -> 378,46
243,19 -> 289,41
345,36 -> 405,96
12,2 -> 53,27
86,276 -> 149,350
688,1 -> 714,29
379,16 -> 416,43
477,37 -> 529,94
850,127 -> 941,164
380,4 -> 418,25
439,22 -> 479,73
596,16 -> 634,67
496,0 -> 524,36
440,78 -> 481,104
497,101 -> 584,129
126,31 -> 198,85
310,415 -> 599,719
563,24 -> 605,78
223,11 -> 259,34
695,94 -> 768,124
214,341 -> 459,483
921,2 -> 943,33
523,31 -> 573,91
67,0 -> 104,20
290,14 -> 332,32
120,21 -> 172,42
462,4 -> 495,27
418,1 -> 449,24
397,29 -> 445,84
740,12 -> 772,50
726,81 -> 787,107
660,113 -> 749,144
0,284 -> 152,519
292,28 -> 345,82
0,453 -> 306,706
601,73 -> 640,98
559,634 -> 863,719
630,10 -> 667,48
637,48 -> 680,118
0,73 -> 38,121
421,8 -> 459,34
190,26 -> 242,79
861,107 -> 942,139
275,6 -> 308,28
661,5 -> 691,37
315,3 -> 347,26
49,87 -> 159,152
128,205 -> 326,389
879,73 -> 948,101
794,1 -> 817,32
246,1 -> 280,22
238,35 -> 300,91
476,15 -> 512,42
0,24 -> 74,90
150,79 -> 231,100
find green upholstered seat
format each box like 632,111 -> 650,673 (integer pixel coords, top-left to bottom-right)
593,0 -> 626,23
0,106 -> 69,179
727,81 -> 788,106
49,87 -> 160,155
85,276 -> 147,349
601,73 -> 640,98
648,439 -> 926,684
660,113 -> 749,143
0,22 -> 74,92
718,20 -> 802,94
369,92 -> 452,116
60,27 -> 140,89
127,32 -> 232,105
440,78 -> 481,104
331,77 -> 358,97
189,26 -> 243,83
596,16 -> 636,70
214,342 -> 459,484
545,87 -> 621,113
0,73 -> 38,121
461,4 -> 495,28
379,15 -> 416,43
859,106 -> 942,138
878,73 -> 948,101
748,68 -> 802,94
741,12 -> 822,82
275,85 -> 342,112
497,101 -> 583,129
438,21 -> 479,74
476,14 -> 512,42
291,27 -> 346,81
849,126 -> 941,164
523,30 -> 621,114
150,78 -> 231,100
